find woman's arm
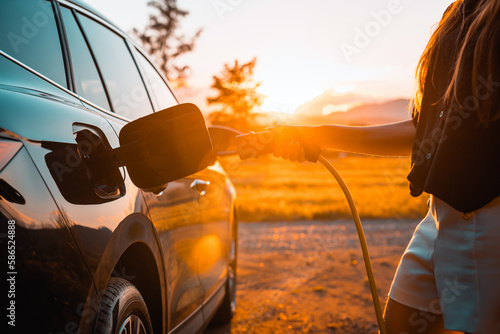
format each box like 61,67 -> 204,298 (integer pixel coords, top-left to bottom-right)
271,119 -> 416,161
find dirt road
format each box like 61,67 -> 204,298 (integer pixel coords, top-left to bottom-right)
206,219 -> 420,334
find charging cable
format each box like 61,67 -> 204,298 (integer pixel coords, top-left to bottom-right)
233,131 -> 388,334
318,155 -> 386,334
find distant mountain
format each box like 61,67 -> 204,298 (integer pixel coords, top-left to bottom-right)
295,98 -> 412,126
295,91 -> 374,116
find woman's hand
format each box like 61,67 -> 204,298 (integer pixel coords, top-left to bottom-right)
267,125 -> 311,163
274,141 -> 306,162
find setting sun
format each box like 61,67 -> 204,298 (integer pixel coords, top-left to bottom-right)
258,79 -> 323,114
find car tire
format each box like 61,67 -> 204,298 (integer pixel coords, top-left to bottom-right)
95,277 -> 153,334
211,222 -> 237,325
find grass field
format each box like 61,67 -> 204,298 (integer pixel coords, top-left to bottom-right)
219,152 -> 429,222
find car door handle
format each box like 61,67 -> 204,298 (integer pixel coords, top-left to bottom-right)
190,179 -> 210,196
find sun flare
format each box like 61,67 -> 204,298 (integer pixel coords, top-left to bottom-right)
258,80 -> 323,114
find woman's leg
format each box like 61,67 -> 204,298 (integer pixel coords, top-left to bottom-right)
383,298 -> 462,334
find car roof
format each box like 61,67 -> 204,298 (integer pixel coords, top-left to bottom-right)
62,0 -> 128,37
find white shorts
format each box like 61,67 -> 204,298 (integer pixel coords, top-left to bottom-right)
389,195 -> 500,333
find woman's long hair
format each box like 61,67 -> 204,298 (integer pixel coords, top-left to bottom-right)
414,0 -> 500,126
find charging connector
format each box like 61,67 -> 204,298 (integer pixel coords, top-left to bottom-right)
236,131 -> 322,163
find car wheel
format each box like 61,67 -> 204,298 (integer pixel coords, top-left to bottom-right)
95,277 -> 153,334
211,225 -> 237,325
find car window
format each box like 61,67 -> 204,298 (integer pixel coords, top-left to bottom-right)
60,7 -> 110,110
77,14 -> 153,119
0,0 -> 67,87
133,49 -> 178,111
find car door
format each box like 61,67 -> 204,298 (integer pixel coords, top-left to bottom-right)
195,165 -> 234,306
60,7 -> 207,332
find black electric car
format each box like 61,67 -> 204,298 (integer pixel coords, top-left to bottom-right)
0,0 -> 237,333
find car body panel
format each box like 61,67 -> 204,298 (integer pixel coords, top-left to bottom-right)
196,165 -> 232,295
0,145 -> 94,333
198,164 -> 238,322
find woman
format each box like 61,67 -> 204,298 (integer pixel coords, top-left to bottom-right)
271,1 -> 500,333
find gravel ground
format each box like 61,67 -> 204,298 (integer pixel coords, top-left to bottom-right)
206,219 -> 420,334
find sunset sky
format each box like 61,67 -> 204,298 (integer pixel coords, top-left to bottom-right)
84,0 -> 453,113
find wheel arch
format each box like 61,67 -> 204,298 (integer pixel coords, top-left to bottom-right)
78,213 -> 167,334
113,242 -> 163,334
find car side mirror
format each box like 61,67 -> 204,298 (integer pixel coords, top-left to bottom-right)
114,103 -> 214,192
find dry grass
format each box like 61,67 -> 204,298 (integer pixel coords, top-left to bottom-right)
219,152 -> 429,222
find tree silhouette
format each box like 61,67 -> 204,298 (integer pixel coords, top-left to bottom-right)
208,58 -> 266,132
133,0 -> 202,87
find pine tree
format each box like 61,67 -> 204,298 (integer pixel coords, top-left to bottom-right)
133,0 -> 202,87
208,58 -> 265,132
